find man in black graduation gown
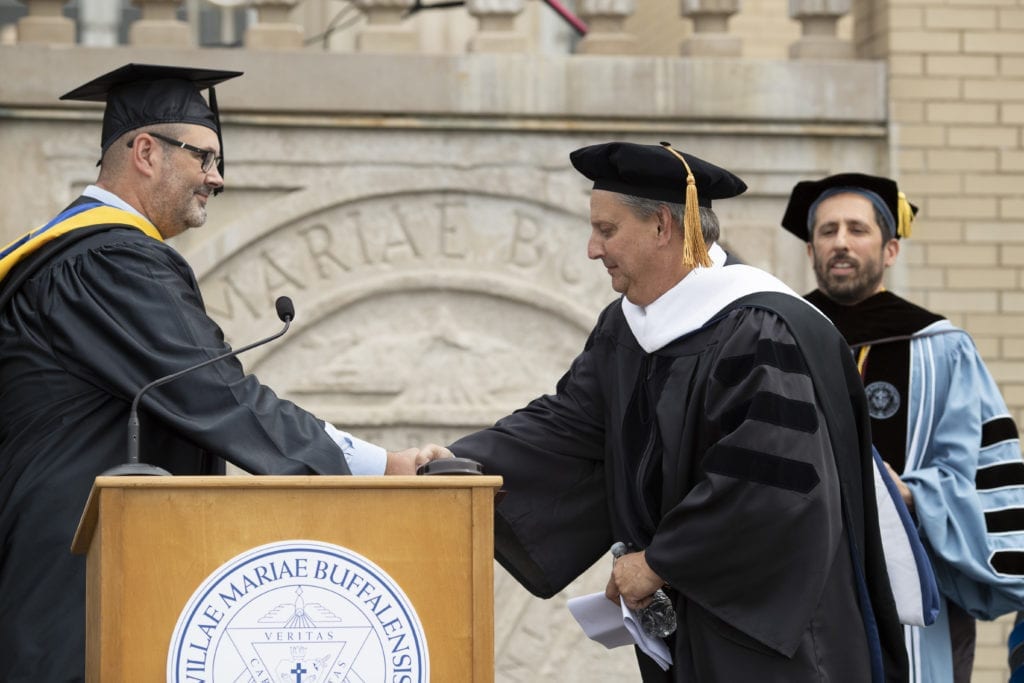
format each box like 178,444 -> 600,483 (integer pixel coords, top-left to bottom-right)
0,64 -> 449,682
447,142 -> 909,681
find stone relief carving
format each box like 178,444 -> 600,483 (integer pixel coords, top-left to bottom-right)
268,292 -> 584,431
194,187 -> 608,346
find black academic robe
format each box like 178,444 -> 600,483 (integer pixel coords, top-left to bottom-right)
804,290 -> 944,473
0,201 -> 350,681
452,292 -> 907,682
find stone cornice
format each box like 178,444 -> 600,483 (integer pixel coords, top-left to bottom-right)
1,44 -> 886,129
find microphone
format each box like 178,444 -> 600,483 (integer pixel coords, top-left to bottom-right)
102,296 -> 296,476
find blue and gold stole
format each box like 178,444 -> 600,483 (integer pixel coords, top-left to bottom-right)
0,202 -> 163,284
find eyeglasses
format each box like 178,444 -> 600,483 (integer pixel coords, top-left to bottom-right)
128,132 -> 221,174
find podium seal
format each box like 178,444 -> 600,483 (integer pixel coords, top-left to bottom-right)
167,540 -> 428,682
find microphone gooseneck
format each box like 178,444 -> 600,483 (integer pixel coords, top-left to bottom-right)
104,296 -> 295,477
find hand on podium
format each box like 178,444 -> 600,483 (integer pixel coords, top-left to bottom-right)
384,443 -> 454,475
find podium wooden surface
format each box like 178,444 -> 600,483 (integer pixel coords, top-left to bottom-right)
71,474 -> 503,682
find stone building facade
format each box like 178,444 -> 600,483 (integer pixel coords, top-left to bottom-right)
1,0 -> 1022,680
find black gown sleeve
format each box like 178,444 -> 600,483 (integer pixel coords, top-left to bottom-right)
451,312 -> 614,598
41,231 -> 350,475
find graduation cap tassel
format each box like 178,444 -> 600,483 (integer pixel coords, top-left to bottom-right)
896,191 -> 914,238
660,142 -> 712,269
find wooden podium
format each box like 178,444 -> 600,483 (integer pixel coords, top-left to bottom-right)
71,474 -> 503,682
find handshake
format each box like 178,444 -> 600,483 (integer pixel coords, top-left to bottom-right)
384,443 -> 476,476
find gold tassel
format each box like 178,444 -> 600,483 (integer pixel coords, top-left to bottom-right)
660,142 -> 711,269
897,191 -> 914,239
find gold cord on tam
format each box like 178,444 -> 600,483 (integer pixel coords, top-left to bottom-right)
659,142 -> 712,269
897,191 -> 914,238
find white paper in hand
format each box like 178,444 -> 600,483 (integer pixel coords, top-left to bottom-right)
566,592 -> 635,648
566,592 -> 673,671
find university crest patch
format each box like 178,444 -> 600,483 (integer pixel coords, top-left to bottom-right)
167,540 -> 428,682
865,380 -> 901,420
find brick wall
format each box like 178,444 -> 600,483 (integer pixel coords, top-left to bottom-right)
878,0 -> 1024,409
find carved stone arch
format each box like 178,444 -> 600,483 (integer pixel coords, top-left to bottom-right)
182,175 -> 615,448
185,168 -> 597,286
231,271 -> 598,448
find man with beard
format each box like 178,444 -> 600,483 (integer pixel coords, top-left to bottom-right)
0,64 -> 450,681
445,142 -> 910,681
781,173 -> 1024,683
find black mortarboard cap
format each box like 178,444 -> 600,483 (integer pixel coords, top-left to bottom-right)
571,141 -> 746,268
569,141 -> 747,208
781,172 -> 919,242
60,63 -> 243,181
